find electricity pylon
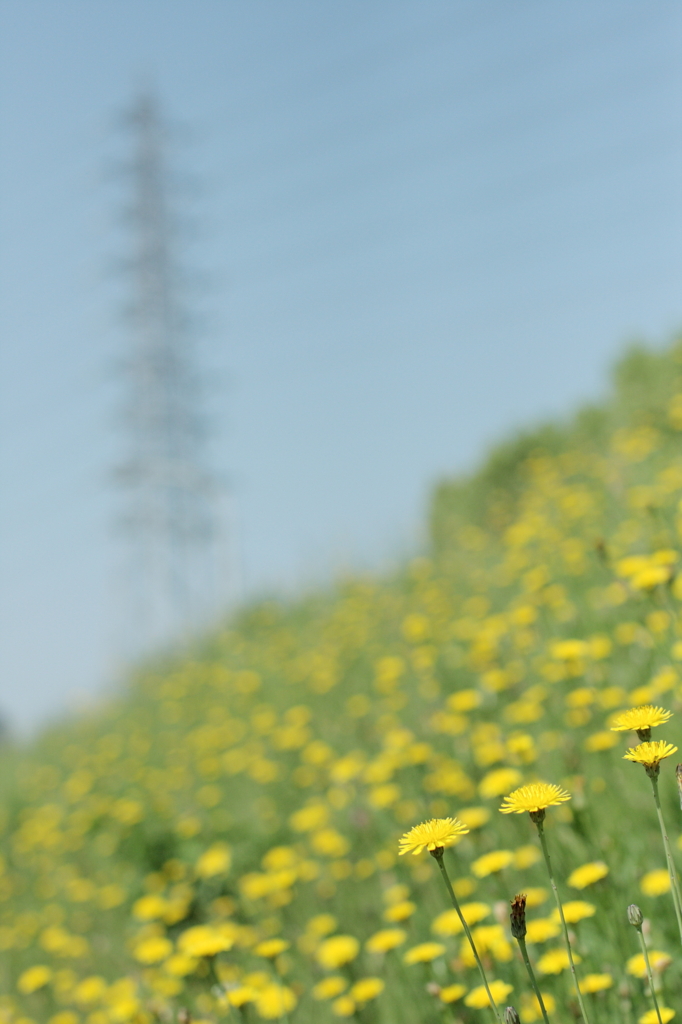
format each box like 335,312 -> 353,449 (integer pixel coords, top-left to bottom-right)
114,90 -> 221,656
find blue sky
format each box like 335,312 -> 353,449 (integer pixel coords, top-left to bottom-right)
1,1 -> 681,731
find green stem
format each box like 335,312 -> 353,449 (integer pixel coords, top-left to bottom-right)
534,820 -> 591,1024
516,937 -> 551,1024
433,850 -> 502,1024
650,774 -> 682,944
637,929 -> 664,1024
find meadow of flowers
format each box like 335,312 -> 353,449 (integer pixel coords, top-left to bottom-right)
4,342 -> 682,1023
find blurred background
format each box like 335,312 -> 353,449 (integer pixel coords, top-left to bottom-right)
1,0 -> 681,733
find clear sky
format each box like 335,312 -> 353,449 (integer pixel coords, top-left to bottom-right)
1,1 -> 681,732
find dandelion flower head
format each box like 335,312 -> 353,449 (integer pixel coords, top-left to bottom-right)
610,705 -> 672,733
623,741 -> 678,768
499,782 -> 571,815
568,861 -> 609,889
398,817 -> 469,856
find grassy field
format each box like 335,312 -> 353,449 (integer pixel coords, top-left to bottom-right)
4,341 -> 682,1024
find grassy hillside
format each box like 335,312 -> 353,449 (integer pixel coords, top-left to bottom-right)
4,340 -> 682,1024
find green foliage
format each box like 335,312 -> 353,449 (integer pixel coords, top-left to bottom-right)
3,337 -> 682,1024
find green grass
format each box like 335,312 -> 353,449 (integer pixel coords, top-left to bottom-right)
3,339 -> 682,1023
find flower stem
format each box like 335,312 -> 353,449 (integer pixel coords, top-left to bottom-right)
515,936 -> 551,1024
637,929 -> 664,1024
432,849 -> 502,1024
649,774 -> 682,944
534,820 -> 591,1024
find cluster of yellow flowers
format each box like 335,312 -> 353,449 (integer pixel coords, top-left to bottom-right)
2,343 -> 682,1022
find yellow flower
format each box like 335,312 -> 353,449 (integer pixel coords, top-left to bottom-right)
472,850 -> 514,877
226,987 -> 256,1007
580,974 -> 613,993
253,983 -> 296,1019
132,894 -> 168,921
640,869 -> 671,896
525,887 -> 549,907
525,918 -> 560,944
316,935 -> 360,969
432,902 -> 490,936
254,938 -> 289,958
567,861 -> 609,889
584,731 -> 619,752
626,950 -> 672,978
500,782 -> 571,815
17,965 -> 52,994
195,843 -> 231,878
551,901 -> 596,924
382,900 -> 416,922
163,954 -> 197,977
177,925 -> 233,958
398,817 -> 469,856
537,948 -> 580,974
134,936 -> 173,964
458,806 -> 490,829
365,928 -> 406,953
349,978 -> 384,1003
479,767 -> 522,799
331,995 -> 355,1017
306,913 -> 337,936
520,991 -> 556,1022
610,705 -> 673,733
312,977 -> 347,1000
464,980 -> 513,1008
439,984 -> 466,1003
639,1010 -> 675,1024
514,844 -> 541,869
403,942 -> 446,964
73,977 -> 107,1005
624,741 -> 678,768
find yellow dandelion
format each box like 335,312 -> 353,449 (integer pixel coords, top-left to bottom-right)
316,935 -> 360,970
17,965 -> 52,994
398,817 -> 469,856
639,1010 -> 675,1024
624,741 -> 678,768
253,983 -> 297,1019
580,974 -> 613,993
432,902 -> 490,937
439,984 -> 466,1004
550,901 -> 596,924
626,950 -> 671,978
525,918 -> 560,944
403,942 -> 446,964
254,938 -> 289,958
640,869 -> 671,896
537,947 -> 580,975
349,978 -> 384,1003
568,861 -> 609,889
500,782 -> 571,815
472,850 -> 514,877
464,980 -> 513,1008
312,977 -> 347,1000
610,705 -> 672,734
365,928 -> 406,953
331,995 -> 355,1017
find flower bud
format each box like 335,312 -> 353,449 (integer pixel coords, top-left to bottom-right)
504,1008 -> 520,1024
510,893 -> 527,940
627,903 -> 643,929
676,764 -> 682,809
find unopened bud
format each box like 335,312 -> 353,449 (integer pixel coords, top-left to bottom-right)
627,904 -> 643,929
504,1008 -> 521,1024
676,764 -> 682,809
510,893 -> 527,940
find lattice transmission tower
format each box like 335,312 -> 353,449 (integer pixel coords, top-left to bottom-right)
114,91 -> 223,656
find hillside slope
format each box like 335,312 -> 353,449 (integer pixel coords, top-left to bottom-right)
3,340 -> 682,1023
